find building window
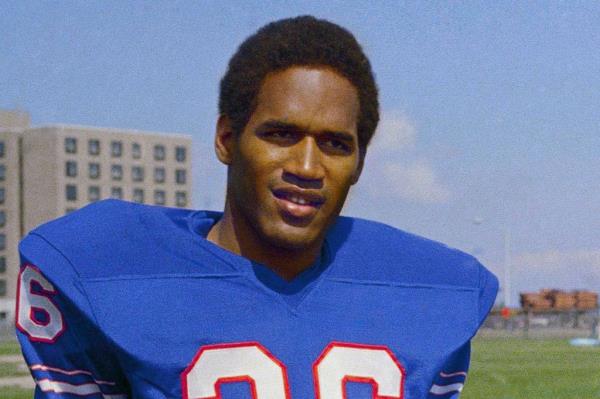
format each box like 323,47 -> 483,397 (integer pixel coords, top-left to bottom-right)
111,164 -> 123,180
88,186 -> 100,202
132,166 -> 144,182
154,190 -> 166,205
154,144 -> 165,161
0,234 -> 5,250
154,167 -> 165,183
65,137 -> 77,154
111,187 -> 123,199
88,139 -> 100,155
175,146 -> 186,162
0,188 -> 4,204
0,165 -> 5,181
66,184 -> 77,201
65,161 -> 77,177
133,189 -> 144,203
89,163 -> 101,179
0,257 -> 5,273
132,143 -> 141,159
0,141 -> 4,158
0,211 -> 5,227
111,141 -> 122,157
175,191 -> 187,207
175,169 -> 186,185
0,280 -> 6,296
65,208 -> 77,214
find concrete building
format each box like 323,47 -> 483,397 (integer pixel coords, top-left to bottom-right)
0,111 -> 193,324
22,125 -> 192,233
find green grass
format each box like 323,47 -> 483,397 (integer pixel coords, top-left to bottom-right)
463,337 -> 600,398
0,386 -> 31,399
0,340 -> 21,356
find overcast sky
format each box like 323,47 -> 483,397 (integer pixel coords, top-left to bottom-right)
2,1 -> 599,305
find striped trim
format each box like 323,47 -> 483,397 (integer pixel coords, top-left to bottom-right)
439,370 -> 467,378
36,378 -> 126,398
429,382 -> 464,395
31,364 -> 116,385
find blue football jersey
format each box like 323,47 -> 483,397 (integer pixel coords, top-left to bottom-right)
16,199 -> 498,399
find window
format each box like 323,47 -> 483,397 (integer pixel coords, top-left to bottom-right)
132,143 -> 141,159
111,141 -> 122,157
0,165 -> 5,181
65,161 -> 77,177
89,163 -> 100,179
154,190 -> 166,205
65,137 -> 77,154
65,208 -> 77,214
0,234 -> 5,250
111,164 -> 123,180
0,257 -> 5,273
0,141 -> 4,158
66,184 -> 77,201
154,144 -> 165,161
88,186 -> 100,202
88,139 -> 100,155
175,169 -> 186,185
0,280 -> 6,296
175,191 -> 187,207
111,187 -> 123,199
132,166 -> 144,182
154,167 -> 165,183
0,211 -> 5,227
0,188 -> 4,204
175,146 -> 186,162
133,189 -> 144,203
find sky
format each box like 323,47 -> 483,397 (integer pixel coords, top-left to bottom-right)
2,1 -> 599,305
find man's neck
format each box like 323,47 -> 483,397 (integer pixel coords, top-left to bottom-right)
206,202 -> 322,281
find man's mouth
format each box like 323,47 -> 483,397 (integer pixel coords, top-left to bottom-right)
272,188 -> 325,219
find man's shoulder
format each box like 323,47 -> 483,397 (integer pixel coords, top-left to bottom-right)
22,199 -> 196,279
327,216 -> 488,289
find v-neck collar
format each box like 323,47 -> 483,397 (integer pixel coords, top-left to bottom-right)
188,210 -> 334,314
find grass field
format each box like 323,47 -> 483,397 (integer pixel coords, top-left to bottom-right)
1,337 -> 599,398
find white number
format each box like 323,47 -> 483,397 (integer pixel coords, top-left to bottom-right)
314,343 -> 404,399
16,265 -> 65,342
181,342 -> 291,399
183,342 -> 404,399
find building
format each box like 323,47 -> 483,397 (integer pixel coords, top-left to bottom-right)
0,111 -> 193,323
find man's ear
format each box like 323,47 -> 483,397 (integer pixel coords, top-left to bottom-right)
215,115 -> 236,165
351,148 -> 366,185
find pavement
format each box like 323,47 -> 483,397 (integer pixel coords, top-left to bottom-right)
0,354 -> 35,389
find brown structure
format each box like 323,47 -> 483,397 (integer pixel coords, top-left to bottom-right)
520,288 -> 598,311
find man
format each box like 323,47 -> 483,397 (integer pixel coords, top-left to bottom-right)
16,16 -> 497,398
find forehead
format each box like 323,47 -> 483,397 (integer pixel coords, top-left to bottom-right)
251,66 -> 360,134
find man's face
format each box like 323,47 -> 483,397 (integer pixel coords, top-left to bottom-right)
224,66 -> 362,250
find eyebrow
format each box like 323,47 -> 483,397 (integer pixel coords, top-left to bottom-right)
256,119 -> 356,142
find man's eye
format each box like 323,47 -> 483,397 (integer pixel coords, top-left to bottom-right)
263,130 -> 296,140
322,139 -> 351,154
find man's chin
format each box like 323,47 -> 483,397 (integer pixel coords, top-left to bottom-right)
260,222 -> 323,251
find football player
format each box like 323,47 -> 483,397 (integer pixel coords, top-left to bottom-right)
16,16 -> 497,398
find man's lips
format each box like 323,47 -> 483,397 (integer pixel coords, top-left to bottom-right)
272,187 -> 325,219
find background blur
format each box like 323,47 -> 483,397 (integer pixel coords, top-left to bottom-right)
2,1 -> 599,306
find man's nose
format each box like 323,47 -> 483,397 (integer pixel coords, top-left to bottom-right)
283,137 -> 325,187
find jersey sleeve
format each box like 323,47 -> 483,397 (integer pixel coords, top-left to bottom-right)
476,261 -> 499,326
16,233 -> 130,399
427,343 -> 470,398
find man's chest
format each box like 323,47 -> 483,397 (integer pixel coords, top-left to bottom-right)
81,275 -> 479,398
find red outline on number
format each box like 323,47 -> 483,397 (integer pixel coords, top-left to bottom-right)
180,341 -> 292,399
313,341 -> 405,399
15,264 -> 66,343
29,307 -> 51,326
